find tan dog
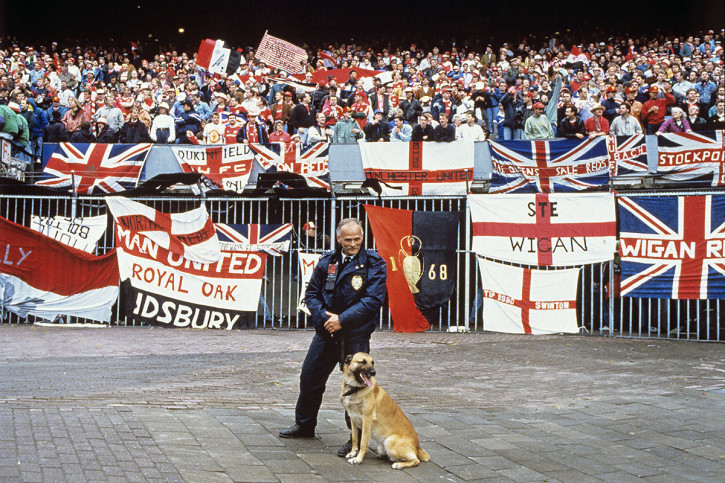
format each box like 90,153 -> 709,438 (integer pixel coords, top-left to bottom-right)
340,352 -> 430,469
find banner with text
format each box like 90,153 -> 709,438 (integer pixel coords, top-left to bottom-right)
171,144 -> 255,193
469,193 -> 616,266
30,215 -> 107,253
360,141 -> 474,195
656,131 -> 725,187
116,225 -> 266,329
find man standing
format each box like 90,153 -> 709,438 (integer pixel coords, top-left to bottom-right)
640,85 -> 675,134
524,102 -> 553,140
279,219 -> 387,458
609,103 -> 643,136
584,104 -> 609,139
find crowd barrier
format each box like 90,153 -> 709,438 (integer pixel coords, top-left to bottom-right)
1,193 -> 722,342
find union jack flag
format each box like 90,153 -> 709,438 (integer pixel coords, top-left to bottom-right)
607,134 -> 649,181
488,138 -> 610,193
618,195 -> 725,299
249,142 -> 330,190
215,223 -> 293,256
657,130 -> 725,187
37,143 -> 151,194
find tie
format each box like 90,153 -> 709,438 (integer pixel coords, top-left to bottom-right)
343,256 -> 352,266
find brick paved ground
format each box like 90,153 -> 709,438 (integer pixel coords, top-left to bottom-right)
1,325 -> 724,482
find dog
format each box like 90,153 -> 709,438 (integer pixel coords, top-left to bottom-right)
340,352 -> 429,469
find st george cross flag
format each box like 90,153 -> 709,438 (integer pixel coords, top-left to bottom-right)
116,225 -> 266,330
297,251 -> 321,314
656,131 -> 725,187
365,204 -> 459,332
607,134 -> 650,181
249,142 -> 330,190
618,195 -> 725,299
360,141 -> 474,196
488,138 -> 610,193
171,144 -> 255,193
106,197 -> 220,264
0,217 -> 119,322
566,45 -> 589,65
469,193 -> 616,266
196,39 -> 242,75
215,223 -> 293,256
478,258 -> 580,334
255,33 -> 308,74
37,143 -> 151,194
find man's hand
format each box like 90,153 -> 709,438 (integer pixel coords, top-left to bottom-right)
324,311 -> 342,333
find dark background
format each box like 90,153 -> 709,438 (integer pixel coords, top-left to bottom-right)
3,0 -> 724,52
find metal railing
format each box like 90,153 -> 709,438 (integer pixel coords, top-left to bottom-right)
1,193 -> 722,342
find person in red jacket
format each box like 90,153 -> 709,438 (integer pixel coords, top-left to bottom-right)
640,85 -> 675,134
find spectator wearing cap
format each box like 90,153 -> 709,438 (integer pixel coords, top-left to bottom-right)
149,102 -> 175,143
175,99 -> 202,144
332,107 -> 364,144
350,91 -> 370,129
524,102 -> 553,140
609,103 -> 642,136
601,85 -> 620,124
363,110 -> 390,142
95,117 -> 116,143
584,104 -> 609,139
301,221 -> 329,250
641,85 -> 675,134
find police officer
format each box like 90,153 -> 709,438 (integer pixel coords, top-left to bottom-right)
279,218 -> 387,456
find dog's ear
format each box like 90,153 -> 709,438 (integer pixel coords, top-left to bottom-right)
344,354 -> 353,365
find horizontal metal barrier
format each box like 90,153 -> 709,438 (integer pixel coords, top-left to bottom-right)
0,193 -> 722,342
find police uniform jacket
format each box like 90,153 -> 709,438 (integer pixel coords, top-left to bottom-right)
304,248 -> 386,341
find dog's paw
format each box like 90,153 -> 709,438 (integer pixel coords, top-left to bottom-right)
348,455 -> 364,465
391,462 -> 404,470
345,450 -> 358,459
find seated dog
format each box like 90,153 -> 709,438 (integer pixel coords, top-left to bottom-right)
340,352 -> 429,469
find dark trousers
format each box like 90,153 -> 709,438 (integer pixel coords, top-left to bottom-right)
295,333 -> 370,429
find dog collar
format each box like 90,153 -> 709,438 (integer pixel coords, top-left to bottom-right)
342,386 -> 367,397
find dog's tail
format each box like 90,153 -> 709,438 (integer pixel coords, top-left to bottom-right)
417,447 -> 430,462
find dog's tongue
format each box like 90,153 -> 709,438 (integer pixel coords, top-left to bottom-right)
361,374 -> 374,387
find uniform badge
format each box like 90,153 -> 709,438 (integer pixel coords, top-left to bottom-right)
351,275 -> 363,291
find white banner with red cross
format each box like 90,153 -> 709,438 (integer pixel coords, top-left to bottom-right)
469,193 -> 616,267
360,141 -> 474,196
478,259 -> 580,334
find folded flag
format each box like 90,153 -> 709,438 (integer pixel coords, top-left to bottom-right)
478,258 -> 580,334
215,223 -> 293,256
0,217 -> 119,322
106,197 -> 220,264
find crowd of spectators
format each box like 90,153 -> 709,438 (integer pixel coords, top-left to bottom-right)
1,28 -> 723,166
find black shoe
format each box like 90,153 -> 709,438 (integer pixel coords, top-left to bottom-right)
337,438 -> 352,457
279,424 -> 314,438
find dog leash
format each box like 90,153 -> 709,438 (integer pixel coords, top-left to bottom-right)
338,337 -> 346,371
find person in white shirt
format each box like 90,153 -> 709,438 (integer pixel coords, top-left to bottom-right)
203,112 -> 225,144
609,103 -> 643,136
455,111 -> 486,141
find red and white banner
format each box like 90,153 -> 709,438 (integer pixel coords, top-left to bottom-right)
30,215 -> 107,253
171,144 -> 255,193
297,251 -> 321,314
106,197 -> 220,264
255,33 -> 308,74
116,225 -> 266,330
196,39 -> 242,75
478,259 -> 580,334
657,130 -> 725,187
360,141 -> 474,195
566,45 -> 589,65
469,193 -> 616,266
0,217 -> 119,322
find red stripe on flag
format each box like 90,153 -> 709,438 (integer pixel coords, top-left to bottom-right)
521,268 -> 533,334
197,39 -> 216,70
